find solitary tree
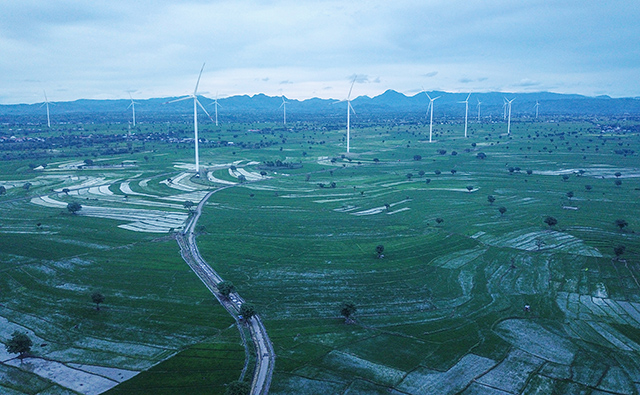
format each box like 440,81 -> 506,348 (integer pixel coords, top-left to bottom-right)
67,201 -> 82,214
239,303 -> 256,320
375,244 -> 384,258
340,301 -> 357,323
466,185 -> 474,192
0,185 -> 6,195
544,216 -> 558,228
614,245 -> 626,258
406,173 -> 413,179
217,281 -> 235,298
23,182 -> 32,190
526,169 -> 533,175
614,179 -> 622,187
566,191 -> 574,200
260,171 -> 267,177
499,206 -> 507,216
562,174 -> 570,182
487,195 -> 496,205
183,200 -> 195,211
435,217 -> 444,225
535,238 -> 546,250
237,174 -> 247,183
91,292 -> 105,311
225,381 -> 250,395
62,188 -> 70,194
450,169 -> 457,175
434,170 -> 441,176
615,172 -> 622,178
615,219 -> 629,231
585,185 -> 593,191
5,331 -> 32,359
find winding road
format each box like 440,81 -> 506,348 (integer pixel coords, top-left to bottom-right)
176,188 -> 275,395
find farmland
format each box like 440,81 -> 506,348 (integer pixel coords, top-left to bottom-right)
1,116 -> 640,394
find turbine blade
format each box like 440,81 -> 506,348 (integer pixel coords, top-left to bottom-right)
165,96 -> 190,104
196,99 -> 213,120
194,63 -> 206,95
433,96 -> 441,101
348,102 -> 355,115
425,92 -> 432,100
347,76 -> 356,100
466,93 -> 471,101
43,90 -> 48,103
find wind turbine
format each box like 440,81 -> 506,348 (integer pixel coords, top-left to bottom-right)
505,97 -> 515,134
458,93 -> 471,138
212,93 -> 222,126
534,100 -> 540,119
165,63 -> 213,175
41,90 -> 51,128
343,76 -> 357,153
476,99 -> 482,122
127,92 -> 138,127
424,91 -> 440,143
279,96 -> 288,126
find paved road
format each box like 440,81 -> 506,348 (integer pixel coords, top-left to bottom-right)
177,189 -> 275,395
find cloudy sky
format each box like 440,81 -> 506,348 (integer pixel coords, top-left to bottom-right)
1,0 -> 639,104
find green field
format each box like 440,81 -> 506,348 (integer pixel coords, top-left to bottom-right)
1,117 -> 640,394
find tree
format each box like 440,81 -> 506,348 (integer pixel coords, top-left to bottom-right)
225,381 -> 250,395
566,191 -> 574,200
544,216 -> 558,228
526,169 -> 533,175
615,172 -> 622,178
384,203 -> 390,211
239,303 -> 256,320
406,173 -> 413,179
91,292 -> 105,311
498,206 -> 507,216
614,245 -> 626,258
435,217 -> 444,225
615,179 -> 622,187
62,188 -> 70,194
23,182 -> 32,190
373,158 -> 380,164
67,201 -> 82,214
5,331 -> 32,359
450,169 -> 457,175
425,178 -> 431,184
487,195 -> 496,205
340,301 -> 357,323
434,170 -> 441,176
238,174 -> 247,183
413,155 -> 422,161
615,219 -> 629,230
466,185 -> 473,192
585,184 -> 593,191
84,159 -> 94,166
218,281 -> 235,298
418,170 -> 425,177
375,244 -> 384,258
562,174 -> 570,182
535,238 -> 546,250
183,200 -> 195,211
476,152 -> 487,159
0,185 -> 6,195
260,171 -> 267,177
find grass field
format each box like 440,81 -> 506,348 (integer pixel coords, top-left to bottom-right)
1,117 -> 640,394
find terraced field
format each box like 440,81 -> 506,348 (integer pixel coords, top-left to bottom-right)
1,118 -> 640,394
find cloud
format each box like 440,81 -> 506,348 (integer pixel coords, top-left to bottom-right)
279,80 -> 293,84
514,78 -> 540,87
422,72 -> 438,78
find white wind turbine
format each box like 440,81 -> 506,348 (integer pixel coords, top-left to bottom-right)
505,97 -> 515,134
211,92 -> 222,126
341,76 -> 357,153
127,92 -> 139,127
534,100 -> 540,119
476,99 -> 482,122
279,96 -> 288,126
458,93 -> 471,138
166,63 -> 213,174
424,91 -> 440,143
41,90 -> 52,128
502,98 -> 508,120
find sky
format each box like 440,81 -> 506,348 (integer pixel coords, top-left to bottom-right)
1,0 -> 639,104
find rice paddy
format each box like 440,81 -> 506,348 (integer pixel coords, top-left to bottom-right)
1,118 -> 640,394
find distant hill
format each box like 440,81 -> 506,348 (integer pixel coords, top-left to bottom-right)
2,90 -> 639,124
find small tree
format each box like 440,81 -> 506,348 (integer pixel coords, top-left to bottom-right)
413,155 -> 422,161
526,169 -> 533,175
450,169 -> 457,175
544,216 -> 558,228
614,245 -> 626,258
375,244 -> 384,258
91,292 -> 105,311
406,173 -> 413,179
434,170 -> 441,176
535,238 -> 546,250
435,217 -> 444,225
0,185 -> 6,195
614,179 -> 622,187
615,172 -> 622,178
425,178 -> 431,184
23,182 -> 32,190
585,184 -> 593,191
566,191 -> 574,200
260,171 -> 267,177
340,302 -> 357,323
62,188 -> 70,194
466,185 -> 473,192
218,281 -> 235,298
476,152 -> 487,159
225,381 -> 250,395
498,206 -> 507,216
6,331 -> 32,359
562,174 -> 570,182
238,174 -> 247,183
487,195 -> 496,205
239,303 -> 256,320
67,201 -> 82,214
615,219 -> 628,231
183,200 -> 195,211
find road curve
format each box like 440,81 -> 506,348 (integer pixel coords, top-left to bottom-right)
176,188 -> 275,394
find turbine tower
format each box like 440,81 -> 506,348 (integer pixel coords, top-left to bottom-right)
424,91 -> 440,143
476,99 -> 482,122
458,93 -> 471,138
279,96 -> 288,126
127,92 -> 138,127
534,100 -> 540,119
506,98 -> 515,134
41,90 -> 51,128
502,98 -> 508,120
166,63 -> 213,175
344,76 -> 357,153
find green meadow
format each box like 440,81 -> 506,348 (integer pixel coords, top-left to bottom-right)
1,117 -> 640,394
